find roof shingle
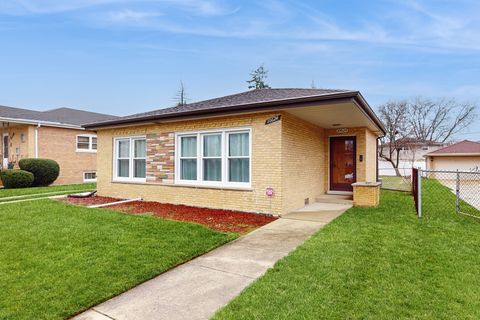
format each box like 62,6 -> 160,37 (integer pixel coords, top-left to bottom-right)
427,140 -> 480,155
85,88 -> 357,127
0,105 -> 118,126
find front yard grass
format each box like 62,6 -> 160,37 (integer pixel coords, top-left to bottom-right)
380,175 -> 411,191
0,199 -> 235,320
0,182 -> 96,198
214,186 -> 480,319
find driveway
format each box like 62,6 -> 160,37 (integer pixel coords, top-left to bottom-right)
73,208 -> 346,320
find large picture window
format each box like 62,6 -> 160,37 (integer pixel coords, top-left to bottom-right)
114,136 -> 146,182
175,128 -> 251,187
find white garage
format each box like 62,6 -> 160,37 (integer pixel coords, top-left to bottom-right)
425,140 -> 480,172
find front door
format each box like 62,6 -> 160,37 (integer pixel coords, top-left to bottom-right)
3,134 -> 9,168
330,136 -> 356,191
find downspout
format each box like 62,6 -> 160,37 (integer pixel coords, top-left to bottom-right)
376,137 -> 380,182
34,123 -> 40,158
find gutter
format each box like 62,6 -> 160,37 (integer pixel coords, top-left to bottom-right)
425,153 -> 480,157
0,116 -> 84,130
83,91 -> 387,135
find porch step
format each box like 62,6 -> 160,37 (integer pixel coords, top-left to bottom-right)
315,194 -> 353,205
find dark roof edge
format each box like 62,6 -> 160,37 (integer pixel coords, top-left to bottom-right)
84,91 -> 386,134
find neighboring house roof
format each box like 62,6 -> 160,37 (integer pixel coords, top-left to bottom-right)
397,137 -> 445,146
381,137 -> 446,148
425,140 -> 480,156
0,105 -> 118,128
83,88 -> 385,133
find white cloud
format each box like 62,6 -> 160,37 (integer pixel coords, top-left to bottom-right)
1,0 -> 235,16
107,9 -> 163,22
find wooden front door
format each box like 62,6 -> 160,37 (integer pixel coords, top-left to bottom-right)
330,136 -> 356,191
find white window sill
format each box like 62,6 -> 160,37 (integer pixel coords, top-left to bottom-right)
113,178 -> 147,184
111,180 -> 252,191
76,149 -> 97,153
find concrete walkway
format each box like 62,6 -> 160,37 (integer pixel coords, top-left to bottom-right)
73,209 -> 346,320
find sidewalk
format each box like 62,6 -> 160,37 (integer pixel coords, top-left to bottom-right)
73,210 -> 344,320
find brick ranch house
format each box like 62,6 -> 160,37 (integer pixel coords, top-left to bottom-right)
84,89 -> 386,216
0,105 -> 117,184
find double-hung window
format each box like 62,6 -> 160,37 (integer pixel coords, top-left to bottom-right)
114,136 -> 146,182
175,128 -> 251,188
76,135 -> 97,152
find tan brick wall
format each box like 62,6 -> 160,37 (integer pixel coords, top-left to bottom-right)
365,129 -> 378,182
96,112 -> 284,215
281,113 -> 325,213
96,113 -> 379,215
352,183 -> 380,207
38,126 -> 97,185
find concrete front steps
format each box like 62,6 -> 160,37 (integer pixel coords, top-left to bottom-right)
316,194 -> 353,205
281,194 -> 352,223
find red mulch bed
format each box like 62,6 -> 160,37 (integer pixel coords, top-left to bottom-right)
108,201 -> 277,234
58,195 -> 123,206
58,196 -> 276,233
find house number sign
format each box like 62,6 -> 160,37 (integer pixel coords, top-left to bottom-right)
336,128 -> 348,134
265,115 -> 281,125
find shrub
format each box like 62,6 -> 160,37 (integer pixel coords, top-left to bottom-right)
0,169 -> 34,189
18,158 -> 60,186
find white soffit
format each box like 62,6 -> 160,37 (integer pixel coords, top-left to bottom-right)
284,102 -> 380,133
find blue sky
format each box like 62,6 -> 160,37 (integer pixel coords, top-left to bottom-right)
0,0 -> 479,139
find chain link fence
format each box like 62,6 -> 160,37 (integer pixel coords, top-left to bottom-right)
412,169 -> 480,218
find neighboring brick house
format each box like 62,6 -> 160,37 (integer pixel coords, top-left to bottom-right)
0,105 -> 117,184
84,88 -> 386,215
380,137 -> 446,163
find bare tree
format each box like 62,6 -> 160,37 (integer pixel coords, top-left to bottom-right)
378,97 -> 477,176
247,65 -> 270,89
408,97 -> 476,143
174,81 -> 188,106
378,100 -> 410,176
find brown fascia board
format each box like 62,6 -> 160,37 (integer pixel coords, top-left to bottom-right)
84,91 -> 386,134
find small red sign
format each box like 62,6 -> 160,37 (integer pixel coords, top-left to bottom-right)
265,187 -> 274,197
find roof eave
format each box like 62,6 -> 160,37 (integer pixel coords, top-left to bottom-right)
84,91 -> 386,134
0,116 -> 83,129
425,153 -> 480,157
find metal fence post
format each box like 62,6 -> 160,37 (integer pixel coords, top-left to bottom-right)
456,169 -> 460,214
418,167 -> 422,218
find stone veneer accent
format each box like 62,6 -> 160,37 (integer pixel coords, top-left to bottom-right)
146,132 -> 175,184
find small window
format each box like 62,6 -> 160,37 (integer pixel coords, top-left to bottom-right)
20,133 -> 25,143
228,132 -> 250,183
422,146 -> 429,151
77,135 -> 97,152
83,172 -> 97,182
114,137 -> 147,182
180,135 -> 197,180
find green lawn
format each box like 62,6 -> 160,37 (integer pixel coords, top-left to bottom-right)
380,175 -> 411,191
0,183 -> 96,198
0,200 -> 235,320
214,185 -> 480,319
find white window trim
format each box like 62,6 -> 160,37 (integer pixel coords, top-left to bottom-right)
83,171 -> 97,182
175,127 -> 252,188
76,134 -> 97,153
112,136 -> 147,183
